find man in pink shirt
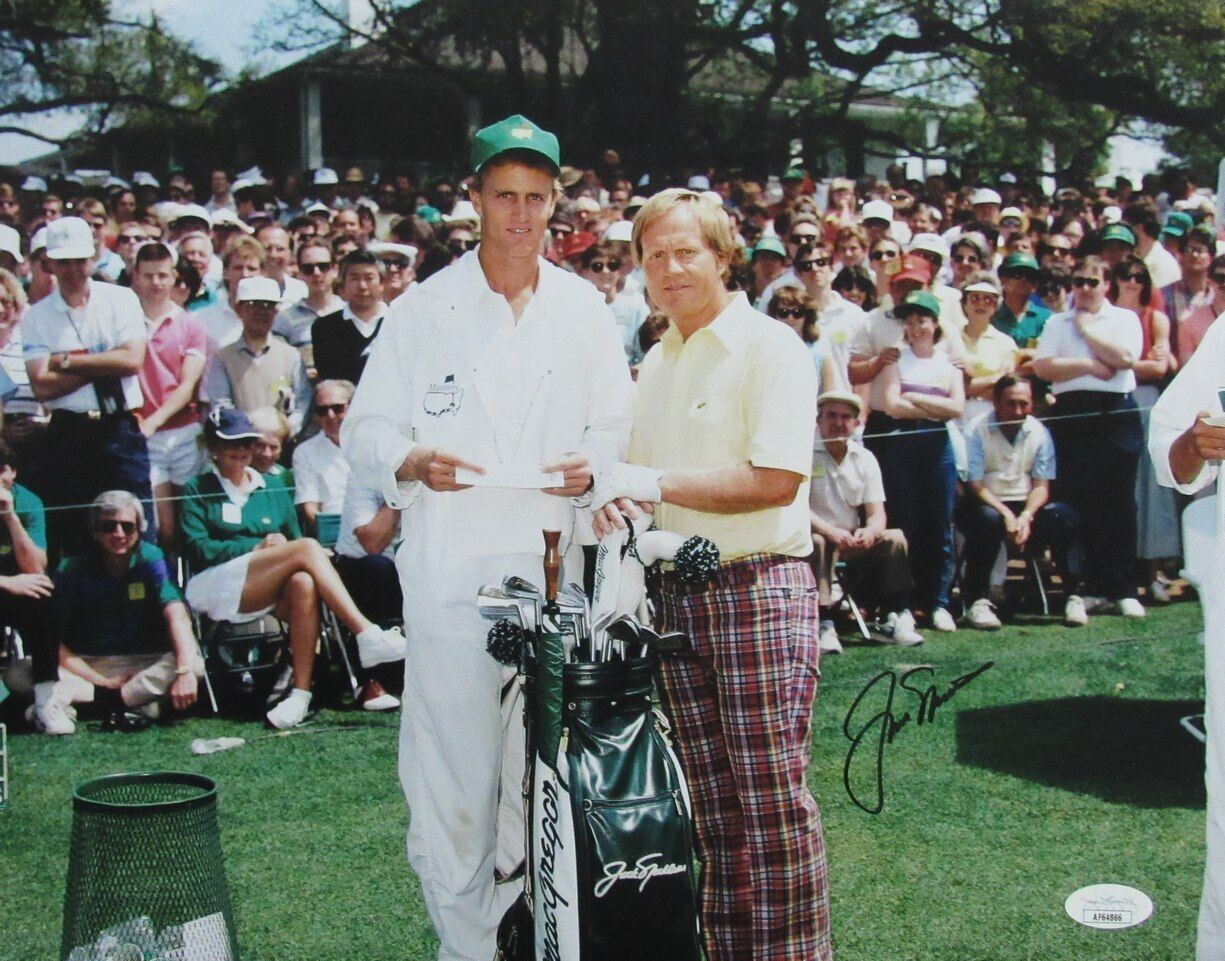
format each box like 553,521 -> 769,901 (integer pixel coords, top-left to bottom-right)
131,243 -> 208,552
1177,253 -> 1225,364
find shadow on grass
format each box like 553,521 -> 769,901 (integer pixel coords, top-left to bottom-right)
956,697 -> 1206,808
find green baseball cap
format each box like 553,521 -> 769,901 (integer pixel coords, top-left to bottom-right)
897,290 -> 941,318
752,237 -> 787,259
780,167 -> 806,182
415,205 -> 442,225
999,252 -> 1040,276
1100,223 -> 1136,246
470,114 -> 561,173
1161,211 -> 1195,238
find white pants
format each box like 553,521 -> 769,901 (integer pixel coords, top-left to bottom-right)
1202,596 -> 1225,960
398,548 -> 582,961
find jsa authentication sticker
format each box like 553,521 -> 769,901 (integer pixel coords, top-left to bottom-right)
1064,883 -> 1153,930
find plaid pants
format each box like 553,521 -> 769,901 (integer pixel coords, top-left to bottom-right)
655,554 -> 832,961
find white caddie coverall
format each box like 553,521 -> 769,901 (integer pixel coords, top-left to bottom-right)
1149,317 -> 1225,961
342,250 -> 633,961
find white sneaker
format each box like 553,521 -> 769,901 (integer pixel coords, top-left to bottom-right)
818,620 -> 843,655
931,607 -> 958,632
1064,595 -> 1088,626
266,690 -> 312,730
882,610 -> 924,647
1148,579 -> 1171,604
28,698 -> 76,735
356,625 -> 407,668
1117,597 -> 1147,619
966,598 -> 1002,630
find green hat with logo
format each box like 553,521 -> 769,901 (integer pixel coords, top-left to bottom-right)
752,236 -> 787,259
1161,211 -> 1195,238
470,114 -> 561,174
780,167 -> 806,182
896,290 -> 941,318
999,252 -> 1040,276
1100,223 -> 1136,246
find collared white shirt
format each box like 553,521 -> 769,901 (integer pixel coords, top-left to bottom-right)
274,296 -> 344,347
211,464 -> 266,508
22,280 -> 146,413
1034,302 -> 1142,394
194,292 -> 242,353
292,431 -> 351,514
342,302 -> 387,340
965,412 -> 1056,500
814,291 -> 866,389
809,437 -> 885,532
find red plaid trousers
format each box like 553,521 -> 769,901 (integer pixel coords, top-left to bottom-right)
655,553 -> 832,961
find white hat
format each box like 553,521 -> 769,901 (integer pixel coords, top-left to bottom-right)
443,199 -> 479,223
234,276 -> 282,303
962,278 -> 1002,297
999,206 -> 1025,223
20,176 -> 47,193
1100,205 -> 1123,224
368,242 -> 418,267
44,217 -> 96,260
230,178 -> 258,194
999,172 -> 1018,185
817,390 -> 864,415
235,166 -> 267,186
907,232 -> 947,259
970,187 -> 1002,207
700,190 -> 725,207
105,176 -> 131,190
313,167 -> 339,186
132,171 -> 160,188
171,203 -> 211,225
687,175 -> 711,191
29,227 -> 48,256
572,196 -> 601,215
861,199 -> 894,223
0,225 -> 23,264
305,201 -> 332,216
211,208 -> 254,233
602,220 -> 633,243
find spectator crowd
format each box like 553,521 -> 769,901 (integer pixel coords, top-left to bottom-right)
0,154 -> 1219,724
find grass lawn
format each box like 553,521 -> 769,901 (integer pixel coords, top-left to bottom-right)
2,599 -> 1209,961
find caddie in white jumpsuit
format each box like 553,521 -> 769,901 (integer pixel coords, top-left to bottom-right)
342,116 -> 633,961
1149,317 -> 1225,961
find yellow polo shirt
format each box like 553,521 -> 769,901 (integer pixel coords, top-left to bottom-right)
629,292 -> 817,560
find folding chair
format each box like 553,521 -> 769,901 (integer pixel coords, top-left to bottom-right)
829,559 -> 873,640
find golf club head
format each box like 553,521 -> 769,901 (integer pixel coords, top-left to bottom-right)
478,587 -> 523,624
503,575 -> 543,599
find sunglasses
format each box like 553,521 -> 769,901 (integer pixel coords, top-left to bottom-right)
965,292 -> 999,304
1037,282 -> 1072,296
1115,271 -> 1146,283
952,253 -> 980,264
789,234 -> 819,245
382,259 -> 411,270
117,234 -> 146,244
1072,277 -> 1102,289
773,307 -> 807,320
95,519 -> 138,535
317,403 -> 348,416
870,250 -> 899,261
587,260 -> 621,273
448,239 -> 477,252
796,257 -> 831,271
299,261 -> 333,274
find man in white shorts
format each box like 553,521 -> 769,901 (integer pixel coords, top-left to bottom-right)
131,242 -> 207,554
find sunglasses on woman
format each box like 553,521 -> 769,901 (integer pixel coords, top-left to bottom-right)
95,519 -> 138,535
587,260 -> 621,273
795,257 -> 830,272
1115,271 -> 1146,284
773,307 -> 807,320
952,253 -> 980,264
870,250 -> 899,261
1071,276 -> 1101,289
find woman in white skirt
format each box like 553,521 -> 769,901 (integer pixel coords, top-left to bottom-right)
179,406 -> 405,728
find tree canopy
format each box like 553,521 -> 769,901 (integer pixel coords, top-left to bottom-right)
261,0 -> 1225,176
0,0 -> 224,149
